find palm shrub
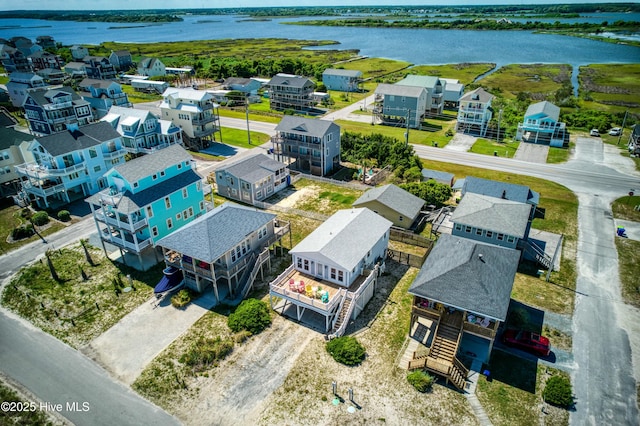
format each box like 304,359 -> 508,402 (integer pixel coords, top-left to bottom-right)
543,375 -> 573,408
179,337 -> 234,371
227,298 -> 271,335
326,336 -> 366,366
171,289 -> 192,308
407,370 -> 435,392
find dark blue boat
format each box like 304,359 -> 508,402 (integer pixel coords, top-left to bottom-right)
154,267 -> 184,294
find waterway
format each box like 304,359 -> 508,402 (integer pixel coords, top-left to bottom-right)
1,13 -> 639,70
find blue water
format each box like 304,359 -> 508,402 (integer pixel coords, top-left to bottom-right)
1,13 -> 639,67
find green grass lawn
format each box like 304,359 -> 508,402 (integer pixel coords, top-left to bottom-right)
578,64 -> 640,118
612,195 -> 640,307
547,145 -> 572,163
477,350 -> 570,426
289,178 -> 364,216
396,63 -> 496,85
0,206 -> 70,255
1,242 -> 158,348
218,107 -> 282,124
336,119 -> 454,147
470,138 -> 520,158
219,126 -> 271,149
121,84 -> 163,104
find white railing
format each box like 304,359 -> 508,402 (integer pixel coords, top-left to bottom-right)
101,232 -> 151,252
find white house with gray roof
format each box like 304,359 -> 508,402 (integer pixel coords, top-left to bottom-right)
213,152 -> 289,206
269,208 -> 392,336
451,192 -> 531,250
266,73 -> 315,112
456,87 -> 494,137
86,144 -> 205,269
322,68 -> 362,92
16,121 -> 126,208
374,83 -> 427,129
407,233 -> 520,381
158,202 -> 290,302
352,184 -> 424,229
272,115 -> 340,176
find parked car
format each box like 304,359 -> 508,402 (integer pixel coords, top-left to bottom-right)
502,329 -> 551,357
609,127 -> 622,136
590,129 -> 600,137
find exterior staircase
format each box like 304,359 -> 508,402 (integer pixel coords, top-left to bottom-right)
329,291 -> 355,338
522,239 -> 553,270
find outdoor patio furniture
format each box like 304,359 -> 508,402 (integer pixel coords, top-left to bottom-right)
289,279 -> 296,292
321,291 -> 329,303
298,280 -> 305,293
305,284 -> 313,298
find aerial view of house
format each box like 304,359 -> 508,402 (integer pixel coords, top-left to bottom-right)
322,68 -> 363,92
78,78 -> 132,118
213,151 -> 289,206
85,144 -> 205,269
352,183 -> 425,229
157,202 -> 290,302
23,85 -> 94,136
15,121 -> 126,208
270,208 -> 392,336
407,233 -> 520,388
516,100 -> 568,147
456,87 -> 494,137
272,115 -> 340,176
374,83 -> 427,129
396,75 -> 445,116
266,73 -> 316,112
101,105 -> 182,155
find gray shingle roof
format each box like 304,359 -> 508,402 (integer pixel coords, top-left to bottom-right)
35,121 -> 121,157
26,86 -> 81,106
353,184 -> 424,221
408,234 -> 519,321
156,203 -> 276,263
113,144 -> 192,183
375,83 -> 426,98
220,152 -> 286,183
452,193 -> 531,238
275,115 -> 338,138
79,78 -> 115,90
267,73 -> 314,89
0,127 -> 33,150
459,87 -> 494,103
421,169 -> 455,186
290,208 -> 392,271
462,176 -> 540,205
524,101 -> 560,122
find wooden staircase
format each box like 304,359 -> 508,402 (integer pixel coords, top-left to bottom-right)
329,292 -> 355,337
408,310 -> 469,390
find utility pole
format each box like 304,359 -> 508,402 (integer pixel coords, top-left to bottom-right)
618,110 -> 628,145
245,94 -> 251,145
497,109 -> 503,142
405,109 -> 410,146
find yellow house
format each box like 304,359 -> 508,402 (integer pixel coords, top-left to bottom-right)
352,184 -> 424,229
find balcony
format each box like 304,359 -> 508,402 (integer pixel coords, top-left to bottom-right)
102,150 -> 126,161
16,162 -> 86,179
100,229 -> 152,253
191,115 -> 215,126
94,208 -> 148,233
22,180 -> 65,197
44,100 -> 72,110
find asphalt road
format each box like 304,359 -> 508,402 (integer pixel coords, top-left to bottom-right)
0,309 -> 179,426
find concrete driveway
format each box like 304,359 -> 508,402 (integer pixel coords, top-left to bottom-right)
445,133 -> 476,151
513,142 -> 549,163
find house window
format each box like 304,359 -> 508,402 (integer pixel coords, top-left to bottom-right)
258,226 -> 267,239
152,174 -> 157,180
455,224 -> 462,231
188,207 -> 194,217
160,171 -> 165,177
199,201 -> 205,211
338,271 -> 344,282
330,268 -> 336,280
196,181 -> 201,191
507,235 -> 515,243
486,231 -> 493,238
182,188 -> 188,198
497,233 -> 504,241
297,257 -> 302,269
476,228 -> 483,236
177,163 -> 183,169
164,197 -> 171,209
93,165 -> 101,173
303,259 -> 309,271
146,205 -> 153,218
89,148 -> 97,158
465,226 -> 472,233
151,226 -> 158,237
399,216 -> 403,222
133,182 -> 138,188
176,212 -> 182,220
166,218 -> 173,229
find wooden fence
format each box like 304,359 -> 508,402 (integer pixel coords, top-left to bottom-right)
387,248 -> 429,268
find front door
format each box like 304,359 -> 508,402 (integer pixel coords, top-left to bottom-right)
317,263 -> 323,278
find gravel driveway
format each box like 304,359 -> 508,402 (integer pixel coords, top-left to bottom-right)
513,142 -> 549,163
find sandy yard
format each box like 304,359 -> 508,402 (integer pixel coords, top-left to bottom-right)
270,185 -> 320,208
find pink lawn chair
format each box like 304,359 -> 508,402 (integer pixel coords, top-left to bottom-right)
289,279 -> 296,292
298,280 -> 305,293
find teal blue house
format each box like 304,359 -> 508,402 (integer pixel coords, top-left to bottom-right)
86,144 -> 206,269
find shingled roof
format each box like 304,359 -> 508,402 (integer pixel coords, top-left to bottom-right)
112,144 -> 192,184
353,184 -> 424,221
275,115 -> 338,138
462,176 -> 539,205
452,193 -> 531,238
156,203 -> 276,263
35,121 -> 120,157
408,234 -> 519,321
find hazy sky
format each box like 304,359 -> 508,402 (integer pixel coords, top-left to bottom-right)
0,0 -> 632,12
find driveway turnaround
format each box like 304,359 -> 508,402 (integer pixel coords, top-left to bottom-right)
0,309 -> 179,426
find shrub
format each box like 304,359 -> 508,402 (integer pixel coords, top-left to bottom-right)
57,210 -> 71,221
179,336 -> 233,371
171,289 -> 192,308
407,370 -> 435,393
326,336 -> 366,366
543,375 -> 573,408
227,298 -> 271,335
31,211 -> 49,226
11,224 -> 34,240
20,207 -> 32,219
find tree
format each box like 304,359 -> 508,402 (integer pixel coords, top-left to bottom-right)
399,180 -> 452,207
543,375 -> 573,408
326,336 -> 366,366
